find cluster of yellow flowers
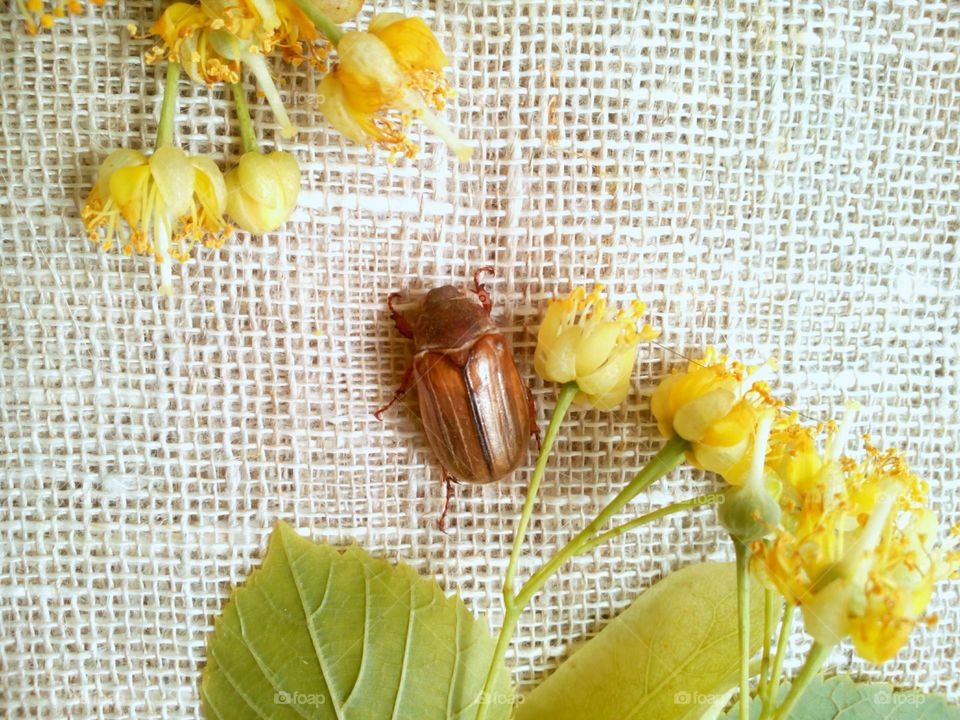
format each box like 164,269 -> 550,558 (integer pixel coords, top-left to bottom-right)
81,60 -> 302,295
650,352 -> 958,665
148,0 -> 470,159
752,418 -> 958,663
534,287 -> 958,667
76,0 -> 468,293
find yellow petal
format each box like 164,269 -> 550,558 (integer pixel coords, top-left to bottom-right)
149,146 -> 194,218
190,155 -> 227,212
237,152 -> 282,207
336,32 -> 405,112
267,151 -> 301,203
673,387 -> 737,441
801,579 -> 851,648
96,148 -> 147,201
700,400 -> 755,447
576,344 -> 637,397
693,436 -> 751,478
850,615 -> 911,664
370,16 -> 448,72
224,168 -> 258,232
247,0 -> 280,33
584,378 -> 631,411
317,74 -> 369,144
536,299 -> 568,344
650,372 -> 681,437
109,164 -> 151,226
149,3 -> 204,47
534,325 -> 580,384
367,12 -> 405,32
575,321 -> 621,377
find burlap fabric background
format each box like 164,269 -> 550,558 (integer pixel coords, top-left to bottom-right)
2,0 -> 959,716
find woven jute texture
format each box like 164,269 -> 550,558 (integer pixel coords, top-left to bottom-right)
2,0 -> 960,716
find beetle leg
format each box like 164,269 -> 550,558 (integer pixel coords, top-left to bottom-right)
387,292 -> 415,339
438,470 -> 457,532
526,386 -> 542,450
373,366 -> 415,420
472,266 -> 495,315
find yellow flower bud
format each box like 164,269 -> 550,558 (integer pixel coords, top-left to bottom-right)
534,287 -> 658,410
651,350 -> 776,478
225,151 -> 300,234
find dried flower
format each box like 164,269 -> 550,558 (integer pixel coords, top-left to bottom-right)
651,349 -> 778,478
225,150 -> 300,233
534,286 -> 659,410
317,13 -> 471,161
82,146 -> 230,294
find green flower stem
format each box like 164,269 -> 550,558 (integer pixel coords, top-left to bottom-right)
766,603 -> 795,712
288,0 -> 343,44
477,381 -> 578,720
477,434 -> 688,720
517,433 -> 690,605
479,429 -> 690,720
575,492 -> 723,557
231,83 -> 259,155
758,588 -> 777,711
156,62 -> 181,148
502,381 -> 579,603
771,641 -> 830,720
735,538 -> 751,720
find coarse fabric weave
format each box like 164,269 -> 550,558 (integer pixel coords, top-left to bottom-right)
2,0 -> 959,717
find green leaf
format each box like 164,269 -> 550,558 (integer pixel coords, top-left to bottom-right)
516,562 -> 767,720
201,522 -> 512,720
721,676 -> 960,720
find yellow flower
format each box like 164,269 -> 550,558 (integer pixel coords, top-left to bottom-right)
225,150 -> 300,233
651,349 -> 778,478
82,146 -> 231,294
533,286 -> 658,410
149,1 -> 303,137
15,0 -> 94,34
753,426 -> 959,664
317,13 -> 471,161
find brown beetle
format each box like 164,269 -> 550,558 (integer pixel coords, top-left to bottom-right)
374,268 -> 537,528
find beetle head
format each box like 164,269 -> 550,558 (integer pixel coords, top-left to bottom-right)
413,285 -> 495,352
